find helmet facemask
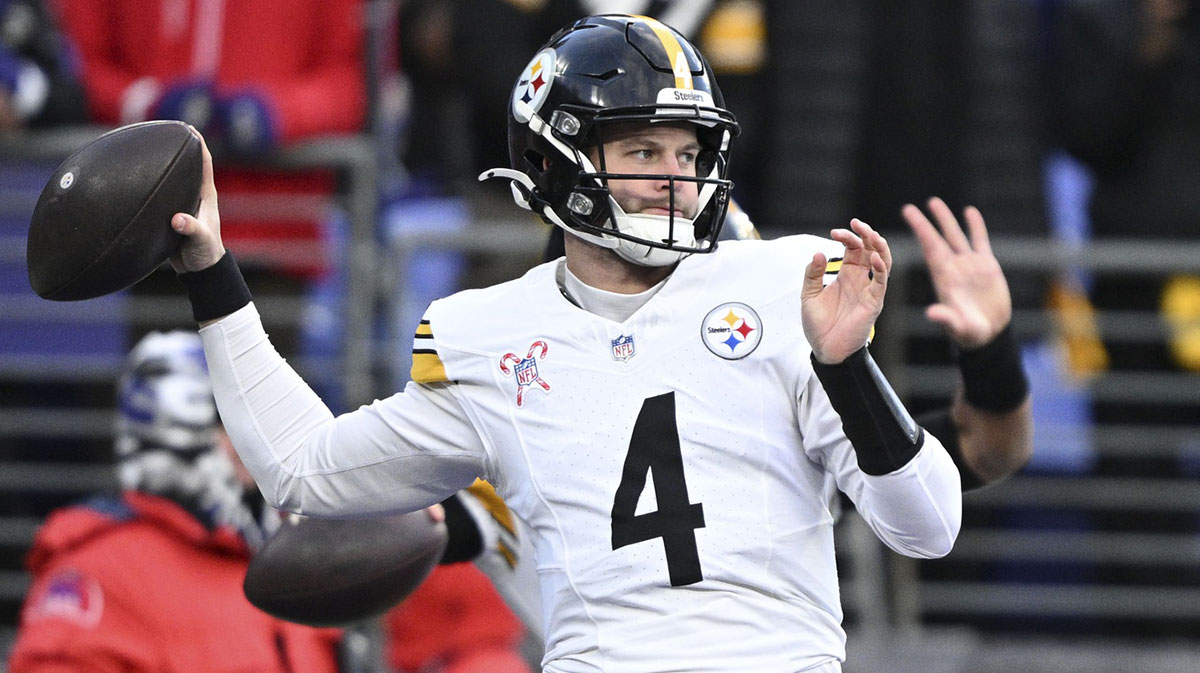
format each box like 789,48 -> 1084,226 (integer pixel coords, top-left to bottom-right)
556,108 -> 734,266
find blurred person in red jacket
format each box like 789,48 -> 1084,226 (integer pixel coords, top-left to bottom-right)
7,331 -> 343,673
383,478 -> 537,673
384,563 -> 534,673
50,0 -> 367,278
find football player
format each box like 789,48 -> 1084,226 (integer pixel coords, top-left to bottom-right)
170,15 -> 963,673
472,199 -> 1032,647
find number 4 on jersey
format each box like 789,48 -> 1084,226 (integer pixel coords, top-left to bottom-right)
611,392 -> 706,586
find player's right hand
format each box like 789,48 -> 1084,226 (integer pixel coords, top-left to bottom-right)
801,218 -> 891,364
169,127 -> 226,274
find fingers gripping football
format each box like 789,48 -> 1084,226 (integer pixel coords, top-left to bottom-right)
169,127 -> 226,274
802,219 -> 890,364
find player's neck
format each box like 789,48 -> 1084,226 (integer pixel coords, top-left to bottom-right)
563,234 -> 674,294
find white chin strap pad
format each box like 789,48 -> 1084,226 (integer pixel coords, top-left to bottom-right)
616,239 -> 685,267
478,163 -> 706,268
610,212 -> 689,267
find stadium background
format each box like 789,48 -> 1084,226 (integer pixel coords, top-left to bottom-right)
1,1 -> 1198,671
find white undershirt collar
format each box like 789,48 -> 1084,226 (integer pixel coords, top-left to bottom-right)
557,260 -> 668,324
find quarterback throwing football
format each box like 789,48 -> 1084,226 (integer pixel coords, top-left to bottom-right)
170,15 -> 962,673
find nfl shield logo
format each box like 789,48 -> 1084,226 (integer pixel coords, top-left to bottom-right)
515,358 -> 538,385
499,340 -> 551,407
611,334 -> 636,362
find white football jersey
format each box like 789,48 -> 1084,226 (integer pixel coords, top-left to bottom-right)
201,234 -> 961,673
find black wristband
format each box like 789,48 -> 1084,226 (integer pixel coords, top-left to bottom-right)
176,251 -> 252,322
956,324 -> 1029,414
811,347 -> 925,476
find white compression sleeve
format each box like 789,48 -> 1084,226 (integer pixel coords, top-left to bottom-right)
200,303 -> 487,517
851,437 -> 962,559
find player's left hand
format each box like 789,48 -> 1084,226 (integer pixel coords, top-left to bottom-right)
802,218 -> 890,364
903,197 -> 1011,349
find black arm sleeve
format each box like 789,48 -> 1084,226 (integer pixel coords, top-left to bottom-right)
811,347 -> 925,476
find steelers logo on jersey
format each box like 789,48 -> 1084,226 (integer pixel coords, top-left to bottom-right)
512,48 -> 556,122
701,302 -> 762,360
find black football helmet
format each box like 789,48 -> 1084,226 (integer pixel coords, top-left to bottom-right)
479,14 -> 740,266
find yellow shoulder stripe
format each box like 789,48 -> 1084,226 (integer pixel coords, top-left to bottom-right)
467,479 -> 517,536
411,319 -> 447,383
497,541 -> 518,568
411,353 -> 448,384
726,200 -> 762,240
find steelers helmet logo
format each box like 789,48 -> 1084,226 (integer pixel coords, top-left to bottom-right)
701,302 -> 763,360
513,49 -> 556,122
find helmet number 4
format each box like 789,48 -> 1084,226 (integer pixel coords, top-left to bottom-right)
610,392 -> 706,586
673,53 -> 693,88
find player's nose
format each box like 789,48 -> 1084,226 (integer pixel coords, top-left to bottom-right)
650,159 -> 689,195
659,153 -> 689,176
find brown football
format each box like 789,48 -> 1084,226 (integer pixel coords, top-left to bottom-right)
27,120 -> 201,301
243,510 -> 448,627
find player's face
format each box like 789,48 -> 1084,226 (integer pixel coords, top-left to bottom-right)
590,122 -> 701,220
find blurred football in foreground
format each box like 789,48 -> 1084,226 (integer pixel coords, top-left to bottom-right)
244,510 -> 448,627
27,120 -> 201,301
